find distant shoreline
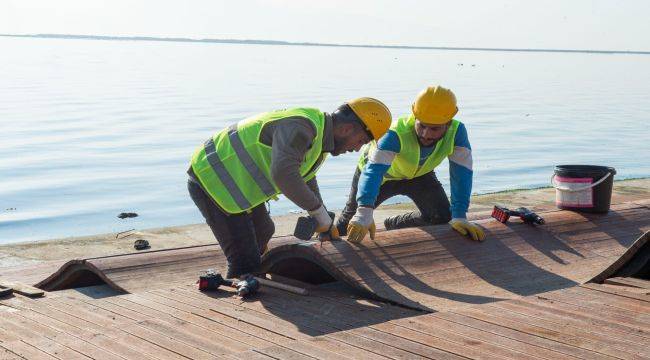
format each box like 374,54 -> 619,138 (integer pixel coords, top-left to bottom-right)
2,33 -> 649,55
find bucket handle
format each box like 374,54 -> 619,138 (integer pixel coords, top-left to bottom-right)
551,172 -> 612,192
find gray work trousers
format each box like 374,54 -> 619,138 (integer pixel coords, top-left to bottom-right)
188,177 -> 274,278
336,168 -> 452,235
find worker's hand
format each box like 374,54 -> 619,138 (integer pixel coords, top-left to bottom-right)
318,224 -> 341,242
308,204 -> 340,241
308,204 -> 333,233
450,218 -> 485,242
346,207 -> 376,243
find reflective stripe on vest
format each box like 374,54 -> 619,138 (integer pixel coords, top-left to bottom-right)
227,124 -> 276,197
191,108 -> 326,214
358,115 -> 460,182
203,138 -> 251,210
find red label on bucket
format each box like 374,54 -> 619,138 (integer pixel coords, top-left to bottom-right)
554,176 -> 594,208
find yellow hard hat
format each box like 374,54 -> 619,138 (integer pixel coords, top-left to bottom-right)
412,86 -> 458,125
347,97 -> 392,140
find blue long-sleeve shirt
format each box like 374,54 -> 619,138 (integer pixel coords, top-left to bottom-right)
357,122 -> 473,219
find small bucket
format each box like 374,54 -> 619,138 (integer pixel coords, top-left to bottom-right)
552,165 -> 616,213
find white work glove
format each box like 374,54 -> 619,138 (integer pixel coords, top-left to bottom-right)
347,206 -> 376,243
449,218 -> 485,242
308,204 -> 333,233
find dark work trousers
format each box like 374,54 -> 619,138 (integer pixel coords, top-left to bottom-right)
187,178 -> 274,278
336,168 -> 452,234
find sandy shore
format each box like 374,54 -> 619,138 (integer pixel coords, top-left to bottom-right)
1,178 -> 648,269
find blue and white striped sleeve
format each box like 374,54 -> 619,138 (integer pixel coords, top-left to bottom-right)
448,123 -> 473,219
356,130 -> 401,207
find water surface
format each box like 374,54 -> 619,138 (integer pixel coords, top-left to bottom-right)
1,37 -> 648,244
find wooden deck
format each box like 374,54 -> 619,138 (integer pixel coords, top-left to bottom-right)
2,199 -> 649,359
34,202 -> 650,312
262,201 -> 650,311
1,280 -> 648,359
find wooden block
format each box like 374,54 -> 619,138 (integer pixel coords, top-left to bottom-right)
0,280 -> 44,298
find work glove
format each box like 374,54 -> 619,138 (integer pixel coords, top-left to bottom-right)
346,207 -> 376,243
449,218 -> 485,242
308,204 -> 340,241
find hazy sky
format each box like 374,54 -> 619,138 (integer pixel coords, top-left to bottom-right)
2,0 -> 649,50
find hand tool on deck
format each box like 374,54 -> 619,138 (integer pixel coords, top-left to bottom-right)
492,205 -> 545,225
198,270 -> 307,297
198,270 -> 259,297
256,277 -> 309,295
198,270 -> 234,291
199,269 -> 260,297
293,211 -> 338,242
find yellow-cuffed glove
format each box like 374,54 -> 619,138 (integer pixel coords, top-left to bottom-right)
450,218 -> 485,242
309,204 -> 332,233
346,207 -> 376,243
309,204 -> 341,242
319,224 -> 341,242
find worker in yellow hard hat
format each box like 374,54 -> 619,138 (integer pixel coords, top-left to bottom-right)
336,86 -> 485,242
188,98 -> 391,279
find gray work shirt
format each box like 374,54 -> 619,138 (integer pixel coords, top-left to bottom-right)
259,113 -> 334,212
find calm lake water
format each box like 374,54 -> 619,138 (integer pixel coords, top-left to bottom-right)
1,37 -> 649,244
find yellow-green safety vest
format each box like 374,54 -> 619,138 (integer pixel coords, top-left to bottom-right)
191,108 -> 327,214
358,115 -> 459,182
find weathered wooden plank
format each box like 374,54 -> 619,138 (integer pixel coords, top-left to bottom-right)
462,304 -> 642,359
278,340 -> 352,360
390,317 -> 541,360
326,330 -> 428,360
255,345 -> 315,360
20,336 -> 91,360
169,287 -> 325,338
438,311 -> 612,360
303,337 -> 391,360
416,313 -> 578,360
44,297 -> 134,328
581,283 -> 650,303
559,286 -> 650,314
509,297 -> 650,336
145,289 -> 295,346
119,322 -> 222,360
141,291 -> 288,348
0,341 -> 58,360
604,277 -> 650,290
1,311 -> 158,360
372,321 -> 501,360
0,347 -> 23,360
533,290 -> 650,323
224,350 -> 275,360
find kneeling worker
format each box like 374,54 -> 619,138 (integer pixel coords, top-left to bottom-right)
336,86 -> 485,242
188,99 -> 391,278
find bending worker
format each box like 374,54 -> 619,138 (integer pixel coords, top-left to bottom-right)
188,99 -> 391,278
336,86 -> 485,242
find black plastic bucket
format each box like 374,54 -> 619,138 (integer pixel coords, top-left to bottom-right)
552,165 -> 616,213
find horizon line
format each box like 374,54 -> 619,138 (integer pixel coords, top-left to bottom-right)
2,33 -> 649,55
